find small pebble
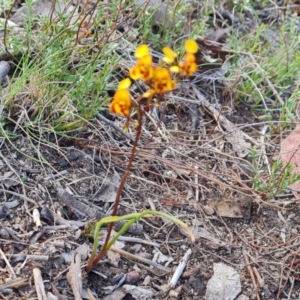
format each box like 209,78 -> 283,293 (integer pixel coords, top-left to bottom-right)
203,205 -> 214,215
126,271 -> 140,285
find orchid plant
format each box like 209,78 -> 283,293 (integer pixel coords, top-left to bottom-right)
86,40 -> 198,272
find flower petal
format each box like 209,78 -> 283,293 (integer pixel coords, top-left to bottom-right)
118,78 -> 131,89
129,66 -> 140,80
162,47 -> 177,64
184,40 -> 198,54
170,65 -> 180,73
185,53 -> 196,62
135,44 -> 149,58
143,90 -> 155,98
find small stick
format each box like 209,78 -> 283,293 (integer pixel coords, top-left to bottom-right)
287,276 -> 295,299
260,125 -> 271,175
116,236 -> 160,247
179,227 -> 226,248
169,249 -> 192,288
194,165 -> 199,202
242,246 -> 259,300
67,254 -> 83,300
134,261 -> 169,277
182,264 -> 201,278
253,267 -> 264,287
29,225 -> 73,244
5,254 -> 49,261
0,248 -> 16,278
107,245 -> 171,272
0,277 -> 28,289
33,268 -> 47,300
86,288 -> 97,300
33,209 -> 42,229
51,286 -> 69,300
44,170 -> 68,181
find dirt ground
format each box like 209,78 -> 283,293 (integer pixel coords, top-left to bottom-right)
1,91 -> 300,299
1,1 -> 300,300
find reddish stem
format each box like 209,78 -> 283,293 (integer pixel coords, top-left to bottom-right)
85,106 -> 143,273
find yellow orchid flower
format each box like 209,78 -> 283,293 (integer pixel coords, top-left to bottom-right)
178,53 -> 198,77
110,89 -> 131,117
153,67 -> 176,94
130,54 -> 154,82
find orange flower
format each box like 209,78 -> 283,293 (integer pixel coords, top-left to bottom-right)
110,78 -> 132,117
130,54 -> 154,82
153,67 -> 176,94
179,53 -> 198,77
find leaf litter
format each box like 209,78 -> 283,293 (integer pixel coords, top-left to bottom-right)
1,0 -> 300,299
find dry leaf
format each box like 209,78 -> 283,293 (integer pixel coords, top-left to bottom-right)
122,285 -> 154,300
66,254 -> 82,300
92,171 -> 120,203
280,123 -> 300,199
213,198 -> 252,218
3,171 -> 19,188
103,289 -> 126,300
205,263 -> 241,300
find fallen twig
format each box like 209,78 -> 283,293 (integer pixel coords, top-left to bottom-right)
182,264 -> 201,278
253,267 -> 264,288
5,254 -> 49,261
169,248 -> 192,288
33,268 -> 47,300
67,254 -> 83,300
106,245 -> 171,272
33,208 -> 42,229
242,245 -> 259,300
0,248 -> 15,278
0,277 -> 28,290
116,236 -> 160,247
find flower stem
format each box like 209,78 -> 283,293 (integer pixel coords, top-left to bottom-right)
85,106 -> 143,273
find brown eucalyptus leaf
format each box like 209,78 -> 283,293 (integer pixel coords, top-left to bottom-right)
280,123 -> 300,199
